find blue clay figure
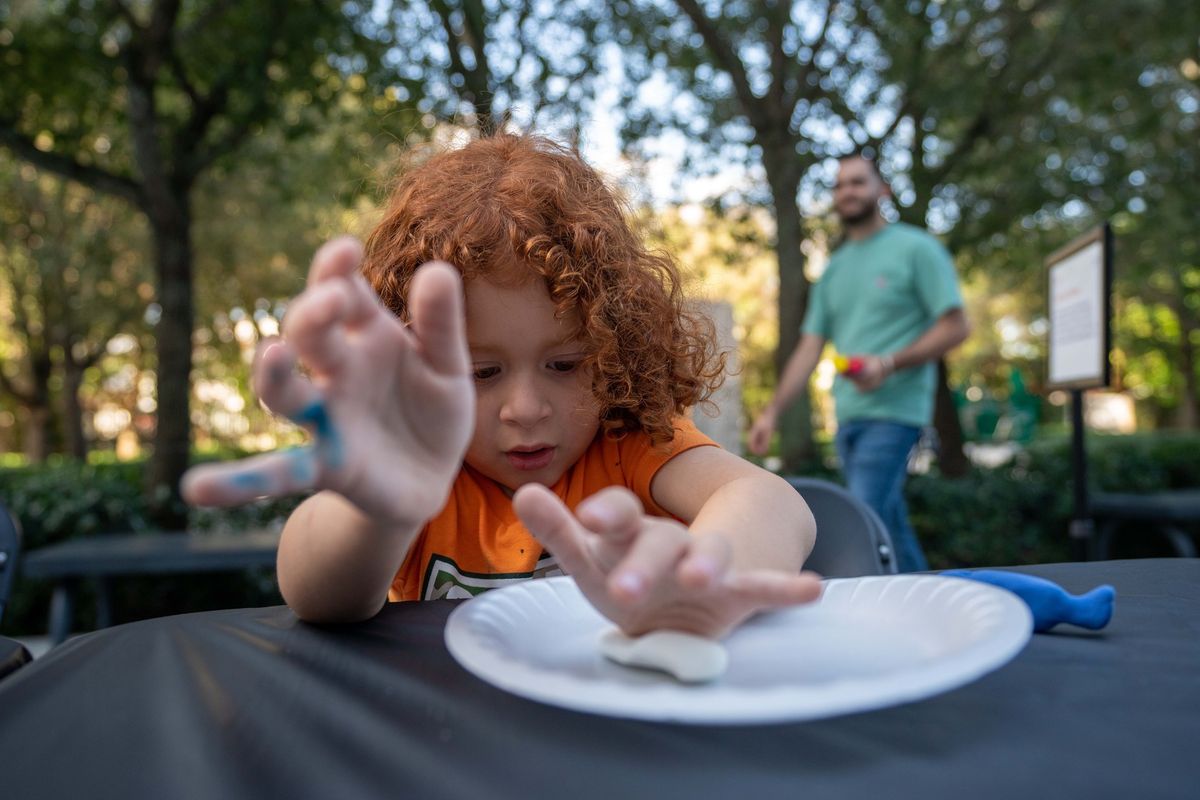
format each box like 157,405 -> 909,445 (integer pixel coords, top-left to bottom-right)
941,569 -> 1115,633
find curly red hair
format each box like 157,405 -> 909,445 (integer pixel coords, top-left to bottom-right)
362,134 -> 725,443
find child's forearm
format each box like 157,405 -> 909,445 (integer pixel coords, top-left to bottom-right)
276,491 -> 424,623
688,474 -> 815,573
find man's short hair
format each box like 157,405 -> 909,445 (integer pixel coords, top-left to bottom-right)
838,150 -> 886,182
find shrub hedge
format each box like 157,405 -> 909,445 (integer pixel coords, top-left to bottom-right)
910,432 -> 1200,568
0,457 -> 300,637
2,432 -> 1197,637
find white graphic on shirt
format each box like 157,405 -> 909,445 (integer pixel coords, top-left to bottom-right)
422,552 -> 563,600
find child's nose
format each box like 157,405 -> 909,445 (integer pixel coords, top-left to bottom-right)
499,375 -> 552,427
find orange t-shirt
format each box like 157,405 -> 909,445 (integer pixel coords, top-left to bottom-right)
388,417 -> 717,601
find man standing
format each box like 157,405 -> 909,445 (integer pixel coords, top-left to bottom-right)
749,154 -> 970,572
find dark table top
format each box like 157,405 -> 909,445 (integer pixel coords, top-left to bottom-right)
1,559 -> 1196,800
1091,490 -> 1200,521
20,529 -> 281,578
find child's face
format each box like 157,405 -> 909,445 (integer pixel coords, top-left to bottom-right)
462,276 -> 601,492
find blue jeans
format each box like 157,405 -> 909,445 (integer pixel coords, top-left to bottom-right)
834,419 -> 928,573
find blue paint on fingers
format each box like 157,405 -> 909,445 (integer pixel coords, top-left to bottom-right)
284,446 -> 318,486
231,472 -> 272,494
290,401 -> 344,469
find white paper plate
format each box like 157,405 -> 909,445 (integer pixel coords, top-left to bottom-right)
444,574 -> 1032,724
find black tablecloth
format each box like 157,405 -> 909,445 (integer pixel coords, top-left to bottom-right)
1,560 -> 1196,799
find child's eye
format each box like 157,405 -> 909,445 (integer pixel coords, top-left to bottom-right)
473,366 -> 500,381
548,360 -> 580,374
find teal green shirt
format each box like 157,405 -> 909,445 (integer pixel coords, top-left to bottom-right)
802,223 -> 963,428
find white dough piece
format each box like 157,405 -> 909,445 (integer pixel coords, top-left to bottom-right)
598,628 -> 729,683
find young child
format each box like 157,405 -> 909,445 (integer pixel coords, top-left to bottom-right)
183,134 -> 819,638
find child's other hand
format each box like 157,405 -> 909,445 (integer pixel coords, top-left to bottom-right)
513,484 -> 822,638
182,237 -> 474,528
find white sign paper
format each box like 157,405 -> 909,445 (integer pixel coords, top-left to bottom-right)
1048,239 -> 1106,387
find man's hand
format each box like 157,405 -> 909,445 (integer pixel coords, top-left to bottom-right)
182,237 -> 475,529
846,354 -> 893,393
747,408 -> 778,456
513,484 -> 822,638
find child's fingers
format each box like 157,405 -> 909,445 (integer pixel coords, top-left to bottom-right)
250,340 -> 346,471
253,340 -> 321,419
607,520 -> 689,605
181,447 -> 320,507
340,273 -> 389,331
676,533 -> 733,591
576,487 -> 643,567
408,262 -> 470,377
306,236 -> 364,287
724,570 -> 823,609
283,279 -> 364,375
513,484 -> 601,584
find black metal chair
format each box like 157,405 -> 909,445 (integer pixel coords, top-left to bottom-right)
1089,490 -> 1200,560
0,499 -> 22,627
0,634 -> 32,681
784,477 -> 897,577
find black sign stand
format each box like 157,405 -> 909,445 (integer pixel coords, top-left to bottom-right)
1045,223 -> 1112,561
1068,390 -> 1092,561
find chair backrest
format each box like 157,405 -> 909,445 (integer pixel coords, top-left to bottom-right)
784,477 -> 897,577
0,500 -> 22,625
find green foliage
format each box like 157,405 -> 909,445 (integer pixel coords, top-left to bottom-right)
382,0 -> 605,134
0,1 -> 419,516
0,459 -> 147,545
4,431 -> 1198,636
908,467 -> 1073,569
908,432 -> 1200,569
0,457 -> 302,637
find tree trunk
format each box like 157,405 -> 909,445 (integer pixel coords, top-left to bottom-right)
1174,312 -> 1198,430
934,359 -> 970,476
900,188 -> 969,476
62,353 -> 89,460
21,405 -> 52,463
144,191 -> 195,528
21,352 -> 56,463
763,146 -> 815,470
933,358 -> 970,476
124,62 -> 195,527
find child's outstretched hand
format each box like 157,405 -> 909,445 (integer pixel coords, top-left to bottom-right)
182,237 -> 475,529
513,484 -> 822,638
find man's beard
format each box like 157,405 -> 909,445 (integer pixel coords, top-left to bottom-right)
837,201 -> 878,226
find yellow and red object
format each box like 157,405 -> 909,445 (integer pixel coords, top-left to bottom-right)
833,353 -> 865,376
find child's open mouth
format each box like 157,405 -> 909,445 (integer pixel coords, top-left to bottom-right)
506,446 -> 555,471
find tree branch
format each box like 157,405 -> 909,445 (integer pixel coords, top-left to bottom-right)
790,0 -> 836,105
459,0 -> 496,125
765,0 -> 789,116
925,6 -> 1067,187
183,102 -> 261,179
166,45 -> 203,109
429,0 -> 493,124
180,21 -> 279,180
675,0 -> 769,131
111,0 -> 141,30
180,0 -> 236,41
0,123 -> 144,205
174,76 -> 231,163
147,0 -> 183,55
799,18 -> 872,132
0,369 -> 36,406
